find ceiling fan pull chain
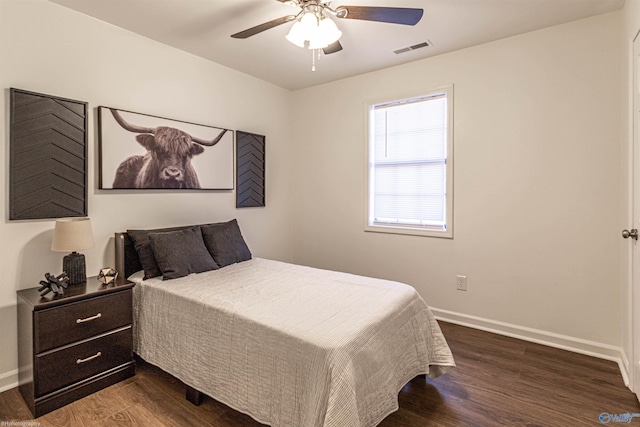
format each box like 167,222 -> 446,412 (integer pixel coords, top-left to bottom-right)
311,48 -> 322,72
312,48 -> 316,71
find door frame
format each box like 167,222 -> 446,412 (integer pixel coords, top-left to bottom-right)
629,28 -> 640,400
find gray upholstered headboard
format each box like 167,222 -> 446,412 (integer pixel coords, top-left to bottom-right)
115,232 -> 142,281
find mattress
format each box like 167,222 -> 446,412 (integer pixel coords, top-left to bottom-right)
131,258 -> 455,427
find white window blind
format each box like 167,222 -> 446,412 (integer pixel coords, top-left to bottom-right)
367,87 -> 453,236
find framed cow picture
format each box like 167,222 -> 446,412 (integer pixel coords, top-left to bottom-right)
98,107 -> 234,190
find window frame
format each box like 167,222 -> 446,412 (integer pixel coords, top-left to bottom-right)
365,84 -> 454,238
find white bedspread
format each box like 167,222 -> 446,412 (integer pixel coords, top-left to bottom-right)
131,258 -> 454,427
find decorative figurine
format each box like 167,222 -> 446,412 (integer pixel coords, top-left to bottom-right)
38,272 -> 70,296
97,267 -> 118,285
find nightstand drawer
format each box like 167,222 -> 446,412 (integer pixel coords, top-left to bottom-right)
35,290 -> 132,353
35,327 -> 132,397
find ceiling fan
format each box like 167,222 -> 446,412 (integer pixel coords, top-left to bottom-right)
230,1 -> 424,55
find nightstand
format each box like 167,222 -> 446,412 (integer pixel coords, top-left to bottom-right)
17,277 -> 135,417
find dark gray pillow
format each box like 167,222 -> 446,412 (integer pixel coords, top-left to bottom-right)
148,226 -> 219,280
201,219 -> 252,267
128,225 -> 194,279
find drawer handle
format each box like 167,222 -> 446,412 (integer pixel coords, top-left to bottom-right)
76,352 -> 102,364
76,313 -> 102,324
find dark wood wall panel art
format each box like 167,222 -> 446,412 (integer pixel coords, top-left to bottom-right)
236,131 -> 265,208
10,88 -> 88,220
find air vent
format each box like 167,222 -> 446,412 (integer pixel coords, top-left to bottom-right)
394,40 -> 432,55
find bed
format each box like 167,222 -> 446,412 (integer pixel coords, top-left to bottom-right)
114,221 -> 455,427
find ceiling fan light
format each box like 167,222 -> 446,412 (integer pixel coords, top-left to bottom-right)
285,20 -> 306,47
308,39 -> 328,50
299,12 -> 319,39
286,12 -> 320,48
309,17 -> 341,49
318,17 -> 342,46
285,11 -> 342,50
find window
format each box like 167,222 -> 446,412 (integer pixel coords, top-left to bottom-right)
366,85 -> 453,238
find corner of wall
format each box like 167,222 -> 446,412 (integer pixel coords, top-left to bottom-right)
0,370 -> 18,394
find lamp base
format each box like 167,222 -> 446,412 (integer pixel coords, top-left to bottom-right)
63,252 -> 86,285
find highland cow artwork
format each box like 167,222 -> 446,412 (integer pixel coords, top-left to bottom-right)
98,107 -> 233,190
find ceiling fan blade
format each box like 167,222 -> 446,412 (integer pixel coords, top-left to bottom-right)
323,40 -> 343,55
231,15 -> 296,39
335,6 -> 423,26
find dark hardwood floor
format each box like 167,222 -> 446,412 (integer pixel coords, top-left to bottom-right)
0,321 -> 637,426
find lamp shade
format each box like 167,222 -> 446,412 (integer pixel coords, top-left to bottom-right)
311,17 -> 342,49
285,20 -> 307,48
286,12 -> 342,50
51,217 -> 94,252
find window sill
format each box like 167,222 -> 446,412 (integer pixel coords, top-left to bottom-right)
364,224 -> 453,239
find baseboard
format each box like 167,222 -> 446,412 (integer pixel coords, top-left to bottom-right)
431,307 -> 629,386
619,349 -> 631,389
0,369 -> 18,393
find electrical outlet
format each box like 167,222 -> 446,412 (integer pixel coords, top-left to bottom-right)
456,275 -> 467,291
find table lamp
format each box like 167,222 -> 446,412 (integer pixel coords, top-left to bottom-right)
51,217 -> 94,285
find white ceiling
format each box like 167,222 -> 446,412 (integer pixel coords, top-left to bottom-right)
48,0 -> 624,91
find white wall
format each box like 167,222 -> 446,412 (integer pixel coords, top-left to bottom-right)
0,0 -> 294,390
290,12 -> 624,351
